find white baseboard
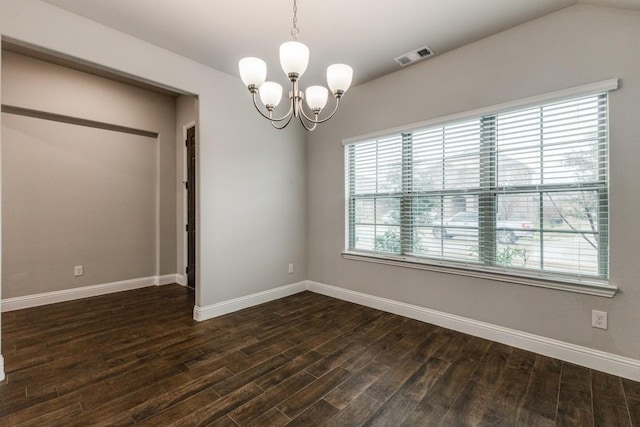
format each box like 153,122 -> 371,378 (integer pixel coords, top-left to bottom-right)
305,280 -> 640,382
4,275 -> 637,381
1,276 -> 157,312
1,274 -> 188,312
175,274 -> 187,287
193,281 -> 307,322
156,274 -> 181,286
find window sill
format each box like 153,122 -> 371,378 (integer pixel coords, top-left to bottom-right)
342,251 -> 617,298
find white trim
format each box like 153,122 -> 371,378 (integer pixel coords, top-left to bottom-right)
1,276 -> 157,312
175,274 -> 187,287
14,275 -> 632,381
305,280 -> 640,382
0,355 -> 5,382
0,274 -> 184,311
342,252 -> 617,298
156,274 -> 181,286
343,78 -> 619,145
193,281 -> 307,321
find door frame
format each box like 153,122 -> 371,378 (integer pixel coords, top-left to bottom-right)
182,122 -> 196,288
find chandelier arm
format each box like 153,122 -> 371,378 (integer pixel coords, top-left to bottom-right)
250,92 -> 276,120
270,102 -> 295,122
298,114 -> 318,131
298,116 -> 318,132
298,97 -> 341,124
271,112 -> 294,129
251,92 -> 294,123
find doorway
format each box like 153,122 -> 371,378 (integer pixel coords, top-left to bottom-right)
186,126 -> 196,289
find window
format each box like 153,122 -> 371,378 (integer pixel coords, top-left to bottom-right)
345,87 -> 613,291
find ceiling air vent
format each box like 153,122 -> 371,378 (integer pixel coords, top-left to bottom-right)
394,44 -> 435,67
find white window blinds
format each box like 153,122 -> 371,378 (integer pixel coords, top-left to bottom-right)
345,90 -> 611,285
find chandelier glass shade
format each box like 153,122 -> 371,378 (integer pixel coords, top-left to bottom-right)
238,0 -> 353,131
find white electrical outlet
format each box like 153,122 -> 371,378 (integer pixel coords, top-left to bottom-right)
74,265 -> 84,277
592,310 -> 608,329
288,263 -> 294,274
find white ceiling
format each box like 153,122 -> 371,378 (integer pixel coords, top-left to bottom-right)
40,0 -> 640,89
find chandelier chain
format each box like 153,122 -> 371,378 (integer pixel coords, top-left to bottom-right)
291,0 -> 299,39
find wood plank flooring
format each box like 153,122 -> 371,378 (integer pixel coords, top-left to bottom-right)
1,284 -> 638,426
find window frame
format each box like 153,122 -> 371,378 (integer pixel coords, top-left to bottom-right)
343,79 -> 618,297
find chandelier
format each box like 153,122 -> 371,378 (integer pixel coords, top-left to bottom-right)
238,0 -> 353,131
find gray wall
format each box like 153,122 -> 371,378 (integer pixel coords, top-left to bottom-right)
0,0 -> 308,315
306,5 -> 640,360
172,92 -> 309,304
1,50 -> 177,298
203,114 -> 308,302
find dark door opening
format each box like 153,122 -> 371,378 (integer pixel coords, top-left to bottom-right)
186,126 -> 196,289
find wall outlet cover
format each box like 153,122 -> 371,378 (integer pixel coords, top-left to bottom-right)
592,310 -> 608,329
74,265 -> 84,277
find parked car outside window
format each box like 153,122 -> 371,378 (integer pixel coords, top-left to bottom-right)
433,211 -> 534,244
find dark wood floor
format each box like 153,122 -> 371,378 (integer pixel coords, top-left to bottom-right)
1,285 -> 638,426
